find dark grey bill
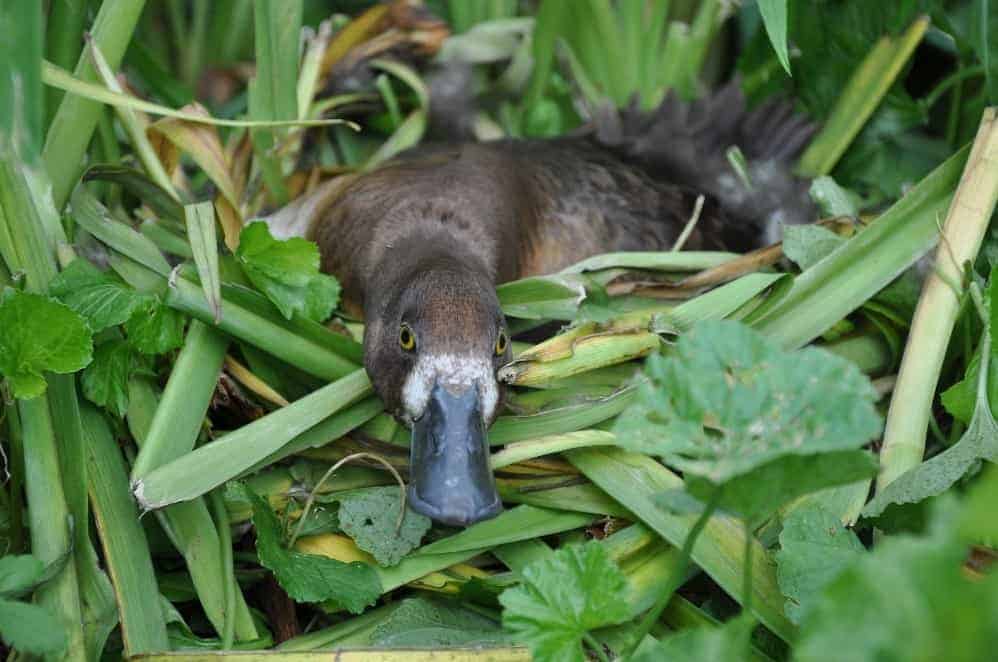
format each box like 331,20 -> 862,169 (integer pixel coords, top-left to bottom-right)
408,380 -> 502,526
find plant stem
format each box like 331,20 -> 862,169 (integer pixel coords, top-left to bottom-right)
877,109 -> 998,492
625,487 -> 723,657
742,520 -> 753,616
923,64 -> 984,111
584,631 -> 611,662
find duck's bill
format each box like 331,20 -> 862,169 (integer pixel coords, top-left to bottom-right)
408,380 -> 502,527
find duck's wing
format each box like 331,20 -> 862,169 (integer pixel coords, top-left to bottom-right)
585,80 -> 818,246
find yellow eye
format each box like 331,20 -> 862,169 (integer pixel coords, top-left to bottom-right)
399,324 -> 416,351
495,330 -> 508,356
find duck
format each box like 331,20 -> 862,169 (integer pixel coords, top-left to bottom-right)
295,82 -> 817,526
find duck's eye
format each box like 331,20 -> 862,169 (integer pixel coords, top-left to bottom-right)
399,324 -> 416,351
495,330 -> 508,355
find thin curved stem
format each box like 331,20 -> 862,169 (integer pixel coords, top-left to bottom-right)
288,452 -> 406,548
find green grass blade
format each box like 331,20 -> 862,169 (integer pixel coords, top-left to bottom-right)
757,0 -> 791,75
127,377 -> 259,641
134,369 -> 372,509
44,0 -> 88,127
185,202 -> 223,322
81,403 -> 169,654
18,395 -> 87,660
567,446 -> 795,643
130,321 -> 229,480
797,17 -> 929,177
751,144 -> 969,349
43,0 -> 146,209
72,186 -> 173,275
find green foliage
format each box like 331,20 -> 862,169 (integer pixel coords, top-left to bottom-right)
0,287 -> 92,398
499,541 -> 629,662
123,299 -> 186,355
782,225 -> 846,271
775,502 -> 863,624
247,488 -> 380,613
370,597 -> 508,647
796,502 -> 998,662
81,339 -> 152,418
235,221 -> 341,322
633,613 -> 756,662
49,259 -> 150,332
613,320 -> 881,523
0,554 -> 68,654
866,275 -> 997,518
335,487 -> 432,567
50,257 -> 185,359
757,0 -> 790,74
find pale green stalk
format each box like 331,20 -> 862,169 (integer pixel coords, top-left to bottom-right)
43,0 -> 147,208
878,109 -> 998,490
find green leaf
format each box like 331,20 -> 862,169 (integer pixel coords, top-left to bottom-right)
81,340 -> 153,418
335,487 -> 432,567
124,300 -> 186,355
235,221 -> 341,321
866,298 -> 997,518
0,598 -> 68,655
633,613 -> 756,662
247,488 -> 380,613
499,540 -> 629,662
0,288 -> 93,398
808,176 -> 861,218
775,503 -> 864,624
757,0 -> 791,74
684,450 -> 878,525
783,225 -> 846,271
795,519 -> 998,662
370,597 -> 508,647
941,347 -> 998,424
49,259 -> 151,332
863,399 -> 998,519
613,320 -> 882,522
0,555 -> 43,598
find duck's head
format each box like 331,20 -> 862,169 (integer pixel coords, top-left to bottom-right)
363,254 -> 510,526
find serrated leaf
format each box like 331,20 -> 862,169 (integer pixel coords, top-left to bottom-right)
370,597 -> 508,647
336,486 -> 431,567
0,598 -> 68,655
633,613 -> 756,662
0,288 -> 93,398
81,339 -> 153,418
124,300 -> 186,355
499,541 -> 629,662
247,488 -> 380,613
235,221 -> 340,321
49,259 -> 150,332
775,503 -> 864,624
0,555 -> 43,598
614,321 -> 881,493
783,224 -> 846,271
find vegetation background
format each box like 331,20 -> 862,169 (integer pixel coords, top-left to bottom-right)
1,0 -> 997,660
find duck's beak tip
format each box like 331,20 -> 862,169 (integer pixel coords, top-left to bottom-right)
407,380 -> 502,527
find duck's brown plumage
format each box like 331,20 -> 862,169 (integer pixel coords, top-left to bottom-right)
302,82 -> 816,525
